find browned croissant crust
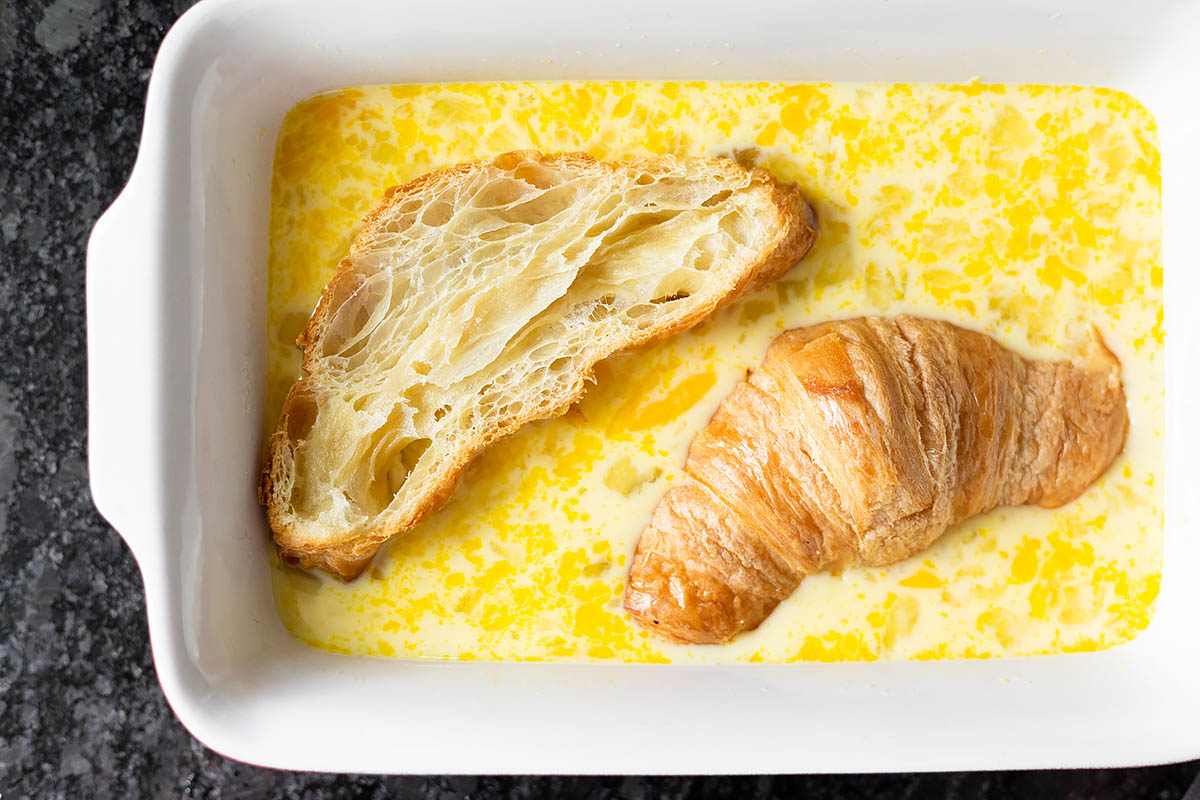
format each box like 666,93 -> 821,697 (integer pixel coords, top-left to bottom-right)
624,314 -> 1128,644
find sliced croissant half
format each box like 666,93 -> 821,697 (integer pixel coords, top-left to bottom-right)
261,151 -> 818,579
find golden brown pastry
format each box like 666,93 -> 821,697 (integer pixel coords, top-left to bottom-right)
624,315 -> 1128,644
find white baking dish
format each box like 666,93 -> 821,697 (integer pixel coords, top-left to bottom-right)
86,0 -> 1200,773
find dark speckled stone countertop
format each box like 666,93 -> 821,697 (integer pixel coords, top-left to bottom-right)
0,0 -> 1197,797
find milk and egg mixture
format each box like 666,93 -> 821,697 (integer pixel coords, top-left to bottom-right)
266,82 -> 1163,663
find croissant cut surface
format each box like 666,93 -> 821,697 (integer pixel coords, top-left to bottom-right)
625,314 -> 1129,644
261,150 -> 817,579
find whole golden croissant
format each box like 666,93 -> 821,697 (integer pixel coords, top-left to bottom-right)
624,314 -> 1128,644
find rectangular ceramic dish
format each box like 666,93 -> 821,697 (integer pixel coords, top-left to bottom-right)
86,0 -> 1200,773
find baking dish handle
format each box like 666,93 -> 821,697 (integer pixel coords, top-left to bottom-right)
86,177 -> 164,568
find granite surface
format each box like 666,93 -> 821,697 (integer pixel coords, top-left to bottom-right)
0,0 -> 1197,797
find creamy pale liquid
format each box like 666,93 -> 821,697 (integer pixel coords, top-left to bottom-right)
266,82 -> 1163,662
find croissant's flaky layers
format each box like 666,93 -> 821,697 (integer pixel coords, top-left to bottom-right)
625,315 -> 1128,644
260,151 -> 816,579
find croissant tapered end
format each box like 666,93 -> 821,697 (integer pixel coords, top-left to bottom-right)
1033,326 -> 1128,509
624,483 -> 800,645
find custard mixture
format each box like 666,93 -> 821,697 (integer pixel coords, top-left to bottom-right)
265,81 -> 1162,663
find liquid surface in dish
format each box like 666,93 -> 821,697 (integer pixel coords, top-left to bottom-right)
267,81 -> 1162,663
